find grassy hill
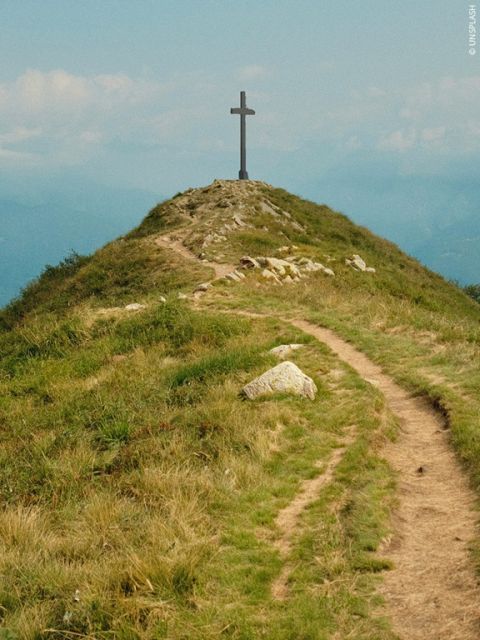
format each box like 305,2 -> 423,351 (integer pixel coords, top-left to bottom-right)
1,180 -> 479,639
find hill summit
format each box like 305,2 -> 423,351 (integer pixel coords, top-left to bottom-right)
3,178 -> 476,326
1,180 -> 480,639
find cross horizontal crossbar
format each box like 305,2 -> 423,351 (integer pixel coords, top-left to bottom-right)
230,107 -> 255,115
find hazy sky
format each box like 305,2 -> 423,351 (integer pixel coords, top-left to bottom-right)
1,0 -> 478,194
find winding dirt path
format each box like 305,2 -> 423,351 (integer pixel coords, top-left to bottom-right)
153,237 -> 480,637
291,320 -> 480,640
271,433 -> 355,600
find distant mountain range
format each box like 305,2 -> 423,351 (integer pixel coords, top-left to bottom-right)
300,166 -> 480,286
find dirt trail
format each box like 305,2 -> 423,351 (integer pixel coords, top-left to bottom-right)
291,319 -> 480,640
155,233 -> 235,279
272,433 -> 354,600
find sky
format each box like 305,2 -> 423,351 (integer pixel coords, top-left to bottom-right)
1,0 -> 479,300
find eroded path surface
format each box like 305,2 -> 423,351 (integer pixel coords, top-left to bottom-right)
292,320 -> 480,640
271,433 -> 355,600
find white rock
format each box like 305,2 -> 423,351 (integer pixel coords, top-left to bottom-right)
283,275 -> 293,284
177,293 -> 188,300
323,267 -> 335,277
261,268 -> 281,283
265,257 -> 292,276
234,270 -> 246,279
194,282 -> 211,292
346,254 -> 367,271
125,303 -> 146,311
303,260 -> 325,272
240,256 -> 261,269
242,361 -> 317,400
233,214 -> 246,227
286,263 -> 302,277
269,344 -> 304,359
225,272 -> 241,282
159,296 -> 167,303
365,267 -> 376,273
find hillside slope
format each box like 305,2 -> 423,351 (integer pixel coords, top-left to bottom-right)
1,180 -> 480,639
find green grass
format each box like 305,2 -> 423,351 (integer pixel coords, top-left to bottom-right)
2,178 -> 480,637
0,236 -> 210,329
0,300 -> 396,638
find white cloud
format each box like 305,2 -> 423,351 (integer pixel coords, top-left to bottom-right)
421,126 -> 446,143
15,69 -> 90,110
78,130 -> 103,144
95,74 -> 133,92
367,86 -> 386,98
238,65 -> 268,81
369,75 -> 480,154
378,129 -> 417,152
0,146 -> 40,167
1,66 -> 479,174
0,68 -> 174,167
345,135 -> 362,150
0,69 -> 164,120
0,126 -> 42,144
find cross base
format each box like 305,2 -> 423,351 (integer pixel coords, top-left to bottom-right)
239,169 -> 249,180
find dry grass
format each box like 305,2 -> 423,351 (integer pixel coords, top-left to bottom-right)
2,179 -> 479,637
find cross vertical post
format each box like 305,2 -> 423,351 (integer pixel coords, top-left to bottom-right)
230,91 -> 255,180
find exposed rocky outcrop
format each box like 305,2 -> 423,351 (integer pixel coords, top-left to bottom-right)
239,254 -> 335,283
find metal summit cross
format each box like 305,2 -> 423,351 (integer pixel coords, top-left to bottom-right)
230,91 -> 255,180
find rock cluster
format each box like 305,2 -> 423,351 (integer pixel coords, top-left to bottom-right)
239,254 -> 335,283
242,361 -> 317,400
345,254 -> 376,273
